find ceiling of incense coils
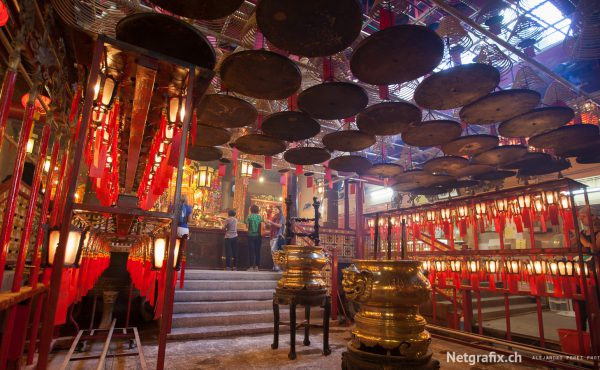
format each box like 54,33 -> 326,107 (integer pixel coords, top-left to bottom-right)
51,0 -> 599,196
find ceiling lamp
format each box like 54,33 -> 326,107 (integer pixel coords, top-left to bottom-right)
47,226 -> 87,267
167,96 -> 186,126
197,166 -> 215,189
93,74 -> 118,111
240,160 -> 253,178
152,237 -> 166,270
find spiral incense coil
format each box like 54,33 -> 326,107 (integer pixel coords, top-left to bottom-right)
475,44 -> 513,77
512,66 -> 547,94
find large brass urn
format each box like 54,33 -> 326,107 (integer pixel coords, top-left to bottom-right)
273,245 -> 328,291
342,260 -> 438,369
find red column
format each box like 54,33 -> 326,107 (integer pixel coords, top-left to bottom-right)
0,89 -> 38,283
0,66 -> 18,154
11,124 -> 50,290
36,38 -> 104,370
156,69 -> 196,370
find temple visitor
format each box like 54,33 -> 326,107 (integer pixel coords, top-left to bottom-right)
267,205 -> 285,272
223,209 -> 238,270
246,204 -> 263,271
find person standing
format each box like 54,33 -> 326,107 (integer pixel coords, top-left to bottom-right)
246,205 -> 263,271
177,195 -> 193,239
223,209 -> 238,270
266,206 -> 285,272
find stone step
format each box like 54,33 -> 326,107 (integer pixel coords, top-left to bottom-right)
182,270 -> 282,281
173,300 -> 273,314
474,296 -> 534,308
473,303 -> 538,321
180,280 -> 278,291
175,289 -> 274,302
171,308 -> 324,328
167,323 -> 281,341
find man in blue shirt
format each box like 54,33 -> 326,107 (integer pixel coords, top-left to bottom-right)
177,195 -> 193,239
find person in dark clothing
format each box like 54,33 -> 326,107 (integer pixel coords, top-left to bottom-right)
245,204 -> 263,271
223,209 -> 238,270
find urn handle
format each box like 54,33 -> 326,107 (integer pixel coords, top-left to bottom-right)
273,250 -> 287,268
341,265 -> 373,302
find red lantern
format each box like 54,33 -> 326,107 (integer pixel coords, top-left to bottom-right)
0,2 -> 8,27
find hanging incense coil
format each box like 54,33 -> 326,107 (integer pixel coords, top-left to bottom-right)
196,94 -> 258,128
364,163 -> 404,178
413,63 -> 500,110
322,130 -> 376,152
350,25 -> 444,85
394,170 -> 455,191
233,133 -> 287,156
220,50 -> 302,100
437,16 -> 473,63
442,134 -> 499,157
475,44 -> 513,77
449,164 -> 495,178
328,155 -> 372,174
542,82 -> 577,106
423,156 -> 469,175
283,147 -> 331,166
147,0 -> 244,20
528,125 -> 600,154
256,0 -> 362,57
572,0 -> 600,61
297,82 -> 368,120
508,16 -> 544,53
194,125 -> 231,147
187,146 -> 223,162
115,13 -> 216,70
498,106 -> 575,138
473,170 -> 516,181
459,89 -> 541,125
401,120 -> 462,147
472,145 -> 528,166
502,152 -> 552,170
518,158 -> 571,177
511,66 -> 547,94
261,111 -> 320,142
475,0 -> 510,35
356,101 -> 421,136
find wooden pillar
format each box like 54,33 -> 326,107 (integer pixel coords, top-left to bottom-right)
355,181 -> 365,259
344,179 -> 350,229
232,166 -> 247,221
323,182 -> 338,229
288,174 -> 298,219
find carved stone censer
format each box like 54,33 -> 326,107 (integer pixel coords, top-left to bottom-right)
273,244 -> 328,292
341,260 -> 439,369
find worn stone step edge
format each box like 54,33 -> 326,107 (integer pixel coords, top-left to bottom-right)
173,300 -> 273,314
167,323 -> 283,341
179,280 -> 278,291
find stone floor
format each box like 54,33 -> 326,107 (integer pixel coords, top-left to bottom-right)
36,325 -> 546,370
482,310 -> 578,343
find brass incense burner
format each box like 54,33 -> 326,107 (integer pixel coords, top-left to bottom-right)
273,245 -> 328,291
342,260 -> 438,368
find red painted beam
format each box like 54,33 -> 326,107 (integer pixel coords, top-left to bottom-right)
125,61 -> 157,193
